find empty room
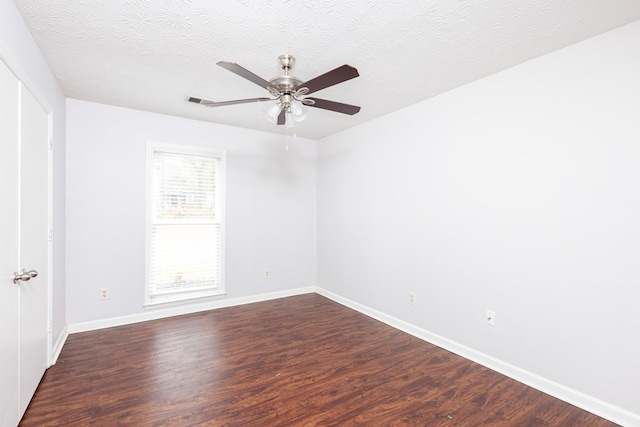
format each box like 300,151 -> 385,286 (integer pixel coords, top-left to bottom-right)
1,1 -> 639,426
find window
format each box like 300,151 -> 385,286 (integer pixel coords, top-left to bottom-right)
145,142 -> 225,305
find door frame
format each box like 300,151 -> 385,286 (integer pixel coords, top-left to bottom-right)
0,41 -> 54,367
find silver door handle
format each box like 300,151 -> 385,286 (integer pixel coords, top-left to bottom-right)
13,269 -> 38,284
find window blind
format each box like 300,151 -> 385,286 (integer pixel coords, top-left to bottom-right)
148,148 -> 223,302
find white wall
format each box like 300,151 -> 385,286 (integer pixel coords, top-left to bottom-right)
66,100 -> 316,324
0,1 -> 66,346
317,20 -> 640,424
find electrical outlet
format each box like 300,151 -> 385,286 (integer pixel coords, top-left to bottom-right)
100,288 -> 109,300
264,270 -> 270,279
486,310 -> 495,326
409,292 -> 415,305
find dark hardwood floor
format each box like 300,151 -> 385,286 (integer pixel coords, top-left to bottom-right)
20,294 -> 618,426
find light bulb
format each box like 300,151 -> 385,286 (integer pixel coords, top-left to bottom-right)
264,103 -> 282,124
290,101 -> 308,123
285,110 -> 295,128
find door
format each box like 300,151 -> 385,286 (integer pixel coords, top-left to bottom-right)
0,57 -> 51,426
0,54 -> 21,427
18,80 -> 50,416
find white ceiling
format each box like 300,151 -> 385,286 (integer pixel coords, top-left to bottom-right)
13,0 -> 640,139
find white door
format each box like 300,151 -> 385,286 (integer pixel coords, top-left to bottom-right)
18,82 -> 51,417
0,57 -> 51,426
0,55 -> 21,427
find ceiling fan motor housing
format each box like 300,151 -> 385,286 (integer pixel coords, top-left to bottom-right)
269,75 -> 303,92
270,55 -> 304,97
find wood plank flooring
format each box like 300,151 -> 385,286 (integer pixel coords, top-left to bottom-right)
20,294 -> 619,426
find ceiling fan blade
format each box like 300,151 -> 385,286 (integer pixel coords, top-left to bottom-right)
277,109 -> 286,125
188,96 -> 271,107
305,97 -> 361,115
295,65 -> 359,95
217,61 -> 281,92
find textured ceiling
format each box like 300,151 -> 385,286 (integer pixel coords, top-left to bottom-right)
13,0 -> 640,139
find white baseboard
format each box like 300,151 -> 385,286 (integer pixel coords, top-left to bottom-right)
315,287 -> 640,427
50,325 -> 68,365
67,286 -> 314,334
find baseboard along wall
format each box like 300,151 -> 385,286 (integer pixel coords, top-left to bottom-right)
66,287 -> 315,334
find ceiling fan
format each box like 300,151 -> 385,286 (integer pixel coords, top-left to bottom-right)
188,54 -> 360,127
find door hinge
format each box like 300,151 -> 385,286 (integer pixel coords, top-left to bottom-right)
48,228 -> 53,241
47,320 -> 52,332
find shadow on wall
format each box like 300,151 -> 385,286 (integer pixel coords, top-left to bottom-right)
231,134 -> 316,183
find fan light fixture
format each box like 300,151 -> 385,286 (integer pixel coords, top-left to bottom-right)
264,99 -> 309,127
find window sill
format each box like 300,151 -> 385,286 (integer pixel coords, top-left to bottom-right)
144,291 -> 227,309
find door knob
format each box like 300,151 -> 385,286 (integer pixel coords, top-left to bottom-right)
13,269 -> 38,284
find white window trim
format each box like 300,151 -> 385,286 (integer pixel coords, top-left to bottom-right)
144,141 -> 226,307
